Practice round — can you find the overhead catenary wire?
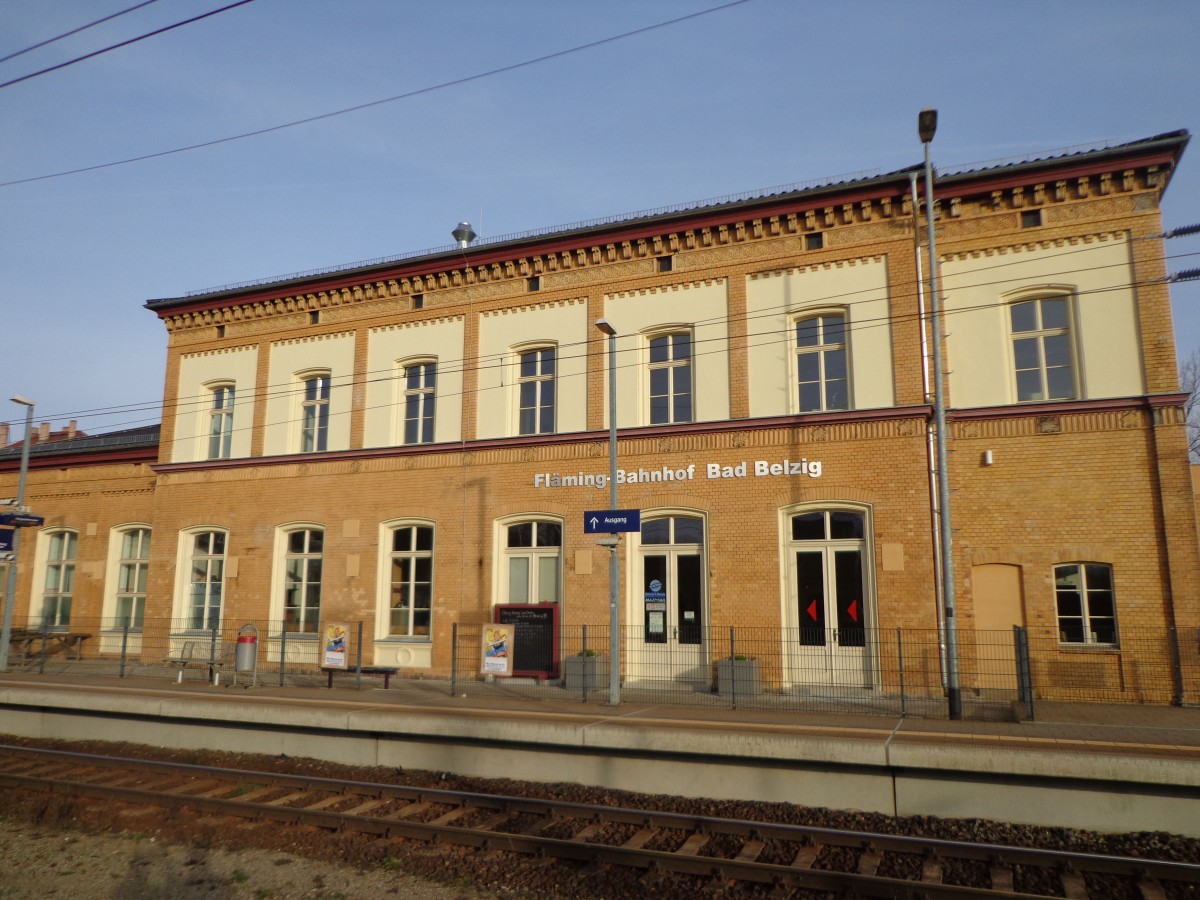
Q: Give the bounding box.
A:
[0,0,162,66]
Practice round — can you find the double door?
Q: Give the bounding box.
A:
[788,545,872,687]
[631,515,707,685]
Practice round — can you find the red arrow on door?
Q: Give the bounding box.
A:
[846,599,859,622]
[806,599,819,622]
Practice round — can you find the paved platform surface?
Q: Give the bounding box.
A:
[1,671,1197,836]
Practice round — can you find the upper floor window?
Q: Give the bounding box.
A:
[403,361,437,445]
[115,528,151,629]
[503,519,562,603]
[207,384,235,460]
[648,331,693,425]
[284,528,323,633]
[41,530,77,628]
[1054,563,1117,646]
[1011,297,1075,402]
[187,530,225,631]
[795,313,849,412]
[300,373,331,452]
[518,347,555,435]
[387,523,434,637]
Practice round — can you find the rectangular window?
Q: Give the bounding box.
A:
[1011,298,1075,402]
[648,332,693,425]
[207,385,235,460]
[389,525,433,637]
[42,531,77,628]
[188,531,225,631]
[518,348,555,435]
[795,313,849,412]
[1055,563,1117,645]
[403,362,437,444]
[284,529,323,633]
[504,520,561,603]
[116,528,151,629]
[301,375,331,452]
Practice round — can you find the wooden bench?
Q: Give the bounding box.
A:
[9,629,91,664]
[163,640,228,682]
[321,666,398,689]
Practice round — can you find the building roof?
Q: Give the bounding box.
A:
[145,130,1189,312]
[0,424,160,465]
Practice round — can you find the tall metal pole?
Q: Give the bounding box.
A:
[919,109,962,719]
[595,318,621,705]
[0,398,35,672]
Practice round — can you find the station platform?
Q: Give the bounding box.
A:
[0,671,1197,838]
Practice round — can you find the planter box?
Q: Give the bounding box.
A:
[564,654,609,691]
[717,657,762,697]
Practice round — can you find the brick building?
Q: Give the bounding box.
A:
[3,130,1197,704]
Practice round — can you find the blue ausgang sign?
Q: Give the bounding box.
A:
[584,509,641,534]
[0,529,12,552]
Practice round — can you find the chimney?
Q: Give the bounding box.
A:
[67,420,77,439]
[0,423,8,446]
[38,422,50,443]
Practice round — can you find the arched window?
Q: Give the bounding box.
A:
[282,527,323,633]
[299,372,331,452]
[516,346,556,435]
[185,530,226,631]
[794,312,849,412]
[113,527,150,628]
[206,383,235,459]
[499,518,562,604]
[401,359,437,444]
[647,330,693,425]
[1010,295,1076,402]
[39,530,77,628]
[383,522,434,637]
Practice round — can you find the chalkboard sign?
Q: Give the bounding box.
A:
[494,603,559,678]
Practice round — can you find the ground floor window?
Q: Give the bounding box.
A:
[384,522,433,637]
[1054,563,1117,645]
[500,518,562,604]
[283,528,323,633]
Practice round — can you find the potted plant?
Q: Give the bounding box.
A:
[564,649,609,691]
[717,654,762,697]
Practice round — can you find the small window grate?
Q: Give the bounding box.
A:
[805,232,824,250]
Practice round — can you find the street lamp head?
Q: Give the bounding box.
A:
[594,318,616,337]
[9,396,33,407]
[918,108,938,144]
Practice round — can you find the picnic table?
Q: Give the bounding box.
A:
[8,629,91,663]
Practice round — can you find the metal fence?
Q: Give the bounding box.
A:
[3,615,1196,720]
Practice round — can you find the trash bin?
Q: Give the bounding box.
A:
[236,630,258,672]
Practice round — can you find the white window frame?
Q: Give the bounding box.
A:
[1007,291,1078,403]
[493,515,564,606]
[204,381,236,460]
[398,357,438,445]
[792,310,850,413]
[513,343,557,436]
[645,327,694,425]
[377,519,435,641]
[172,527,228,633]
[270,523,324,635]
[31,529,78,629]
[298,369,332,452]
[103,524,151,630]
[1054,562,1118,647]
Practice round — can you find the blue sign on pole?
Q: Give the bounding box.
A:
[0,513,43,528]
[584,509,641,534]
[0,529,12,552]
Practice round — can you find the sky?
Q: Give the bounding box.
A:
[1,0,1198,436]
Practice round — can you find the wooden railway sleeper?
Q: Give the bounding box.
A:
[989,861,1015,892]
[622,828,656,850]
[791,844,820,868]
[1060,865,1088,900]
[675,832,709,857]
[1137,875,1168,900]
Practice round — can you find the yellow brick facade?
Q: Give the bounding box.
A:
[3,132,1198,703]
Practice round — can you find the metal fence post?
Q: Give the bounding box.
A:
[1168,626,1184,707]
[581,624,589,702]
[729,627,737,710]
[897,628,906,717]
[119,624,129,678]
[354,621,363,690]
[279,625,287,688]
[37,632,47,674]
[210,625,220,685]
[1014,625,1033,721]
[450,622,458,696]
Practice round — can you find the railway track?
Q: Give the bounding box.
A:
[0,743,1195,898]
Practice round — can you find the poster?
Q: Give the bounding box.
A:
[324,623,348,668]
[481,625,511,675]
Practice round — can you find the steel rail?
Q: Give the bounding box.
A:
[0,744,1194,898]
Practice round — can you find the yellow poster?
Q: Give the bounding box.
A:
[481,626,510,676]
[324,623,348,668]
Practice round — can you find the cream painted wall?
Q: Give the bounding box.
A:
[745,257,893,417]
[362,318,465,447]
[476,300,588,439]
[263,333,356,456]
[172,346,259,462]
[941,236,1144,408]
[602,280,730,427]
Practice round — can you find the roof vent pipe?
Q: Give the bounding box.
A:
[452,222,477,249]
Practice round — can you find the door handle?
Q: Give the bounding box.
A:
[672,626,678,639]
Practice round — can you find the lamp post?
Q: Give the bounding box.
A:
[0,396,35,672]
[918,108,962,719]
[594,318,621,705]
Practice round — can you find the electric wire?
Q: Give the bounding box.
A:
[0,0,162,66]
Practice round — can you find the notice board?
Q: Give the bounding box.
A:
[493,603,559,679]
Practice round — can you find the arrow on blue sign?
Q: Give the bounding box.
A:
[584,509,641,533]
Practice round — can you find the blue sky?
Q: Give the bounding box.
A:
[2,0,1198,434]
